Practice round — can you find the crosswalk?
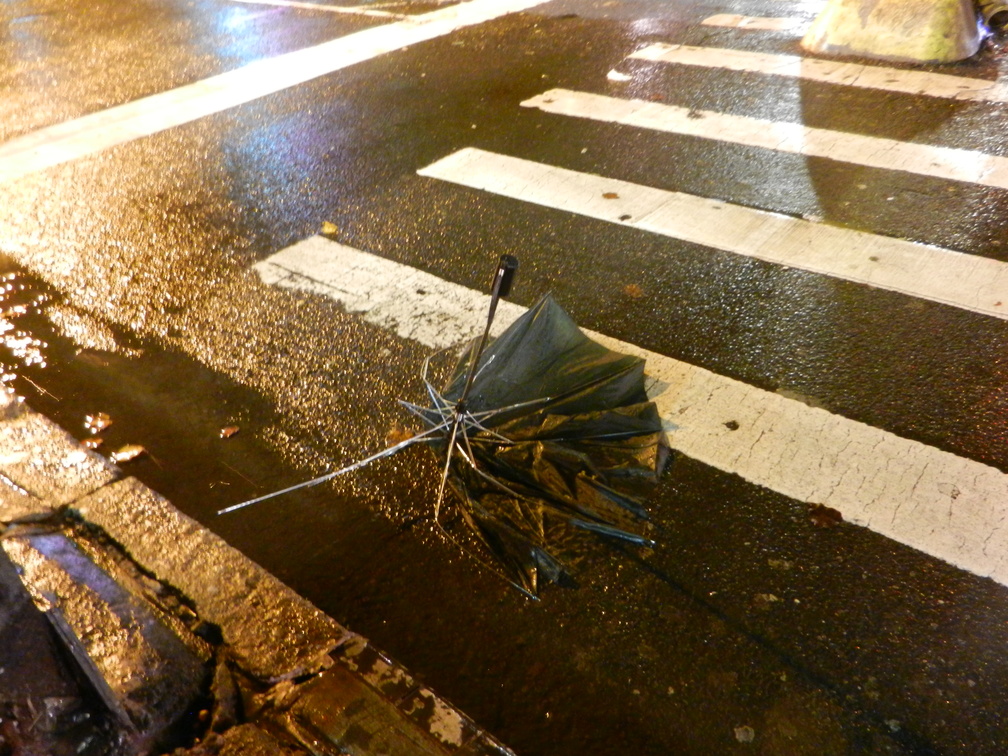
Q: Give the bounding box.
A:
[3,0,1005,589]
[625,43,1008,103]
[261,5,1008,588]
[4,4,1005,752]
[258,236,1008,585]
[521,89,1008,190]
[418,148,1008,320]
[701,13,808,31]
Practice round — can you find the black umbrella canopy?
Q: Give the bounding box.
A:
[422,293,669,597]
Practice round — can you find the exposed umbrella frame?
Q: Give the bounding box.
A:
[217,254,519,519]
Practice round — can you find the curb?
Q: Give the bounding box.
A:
[0,390,514,756]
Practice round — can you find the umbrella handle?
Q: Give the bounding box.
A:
[458,254,518,409]
[493,254,519,299]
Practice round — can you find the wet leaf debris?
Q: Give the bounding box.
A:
[219,425,240,439]
[109,443,146,464]
[84,411,112,434]
[809,504,844,528]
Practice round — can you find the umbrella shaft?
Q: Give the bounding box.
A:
[458,254,517,407]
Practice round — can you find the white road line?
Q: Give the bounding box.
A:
[256,236,1008,587]
[701,13,807,31]
[0,0,545,185]
[627,43,1008,104]
[418,148,1008,321]
[522,88,1008,191]
[230,0,406,18]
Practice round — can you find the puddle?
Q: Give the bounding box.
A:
[0,254,311,520]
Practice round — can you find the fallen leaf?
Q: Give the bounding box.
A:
[81,437,104,450]
[110,444,146,464]
[809,503,843,528]
[602,192,620,199]
[84,412,112,434]
[623,283,644,298]
[219,425,240,439]
[385,424,416,446]
[734,725,755,744]
[320,221,339,236]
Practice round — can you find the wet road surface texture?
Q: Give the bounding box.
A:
[2,0,1008,753]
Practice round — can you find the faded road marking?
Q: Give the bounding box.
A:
[257,236,1008,587]
[255,236,527,349]
[230,0,406,18]
[0,0,546,185]
[701,14,808,31]
[418,148,1008,321]
[522,89,1008,191]
[626,43,1008,104]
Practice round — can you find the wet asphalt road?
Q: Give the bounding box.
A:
[3,0,1008,753]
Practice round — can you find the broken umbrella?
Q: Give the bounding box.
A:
[219,256,669,597]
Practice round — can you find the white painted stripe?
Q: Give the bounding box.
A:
[701,13,807,31]
[0,0,545,185]
[231,0,406,19]
[627,43,1008,104]
[418,148,1008,321]
[256,236,528,349]
[522,89,1008,191]
[256,236,1008,586]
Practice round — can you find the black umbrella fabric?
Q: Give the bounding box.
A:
[413,294,668,596]
[220,256,668,597]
